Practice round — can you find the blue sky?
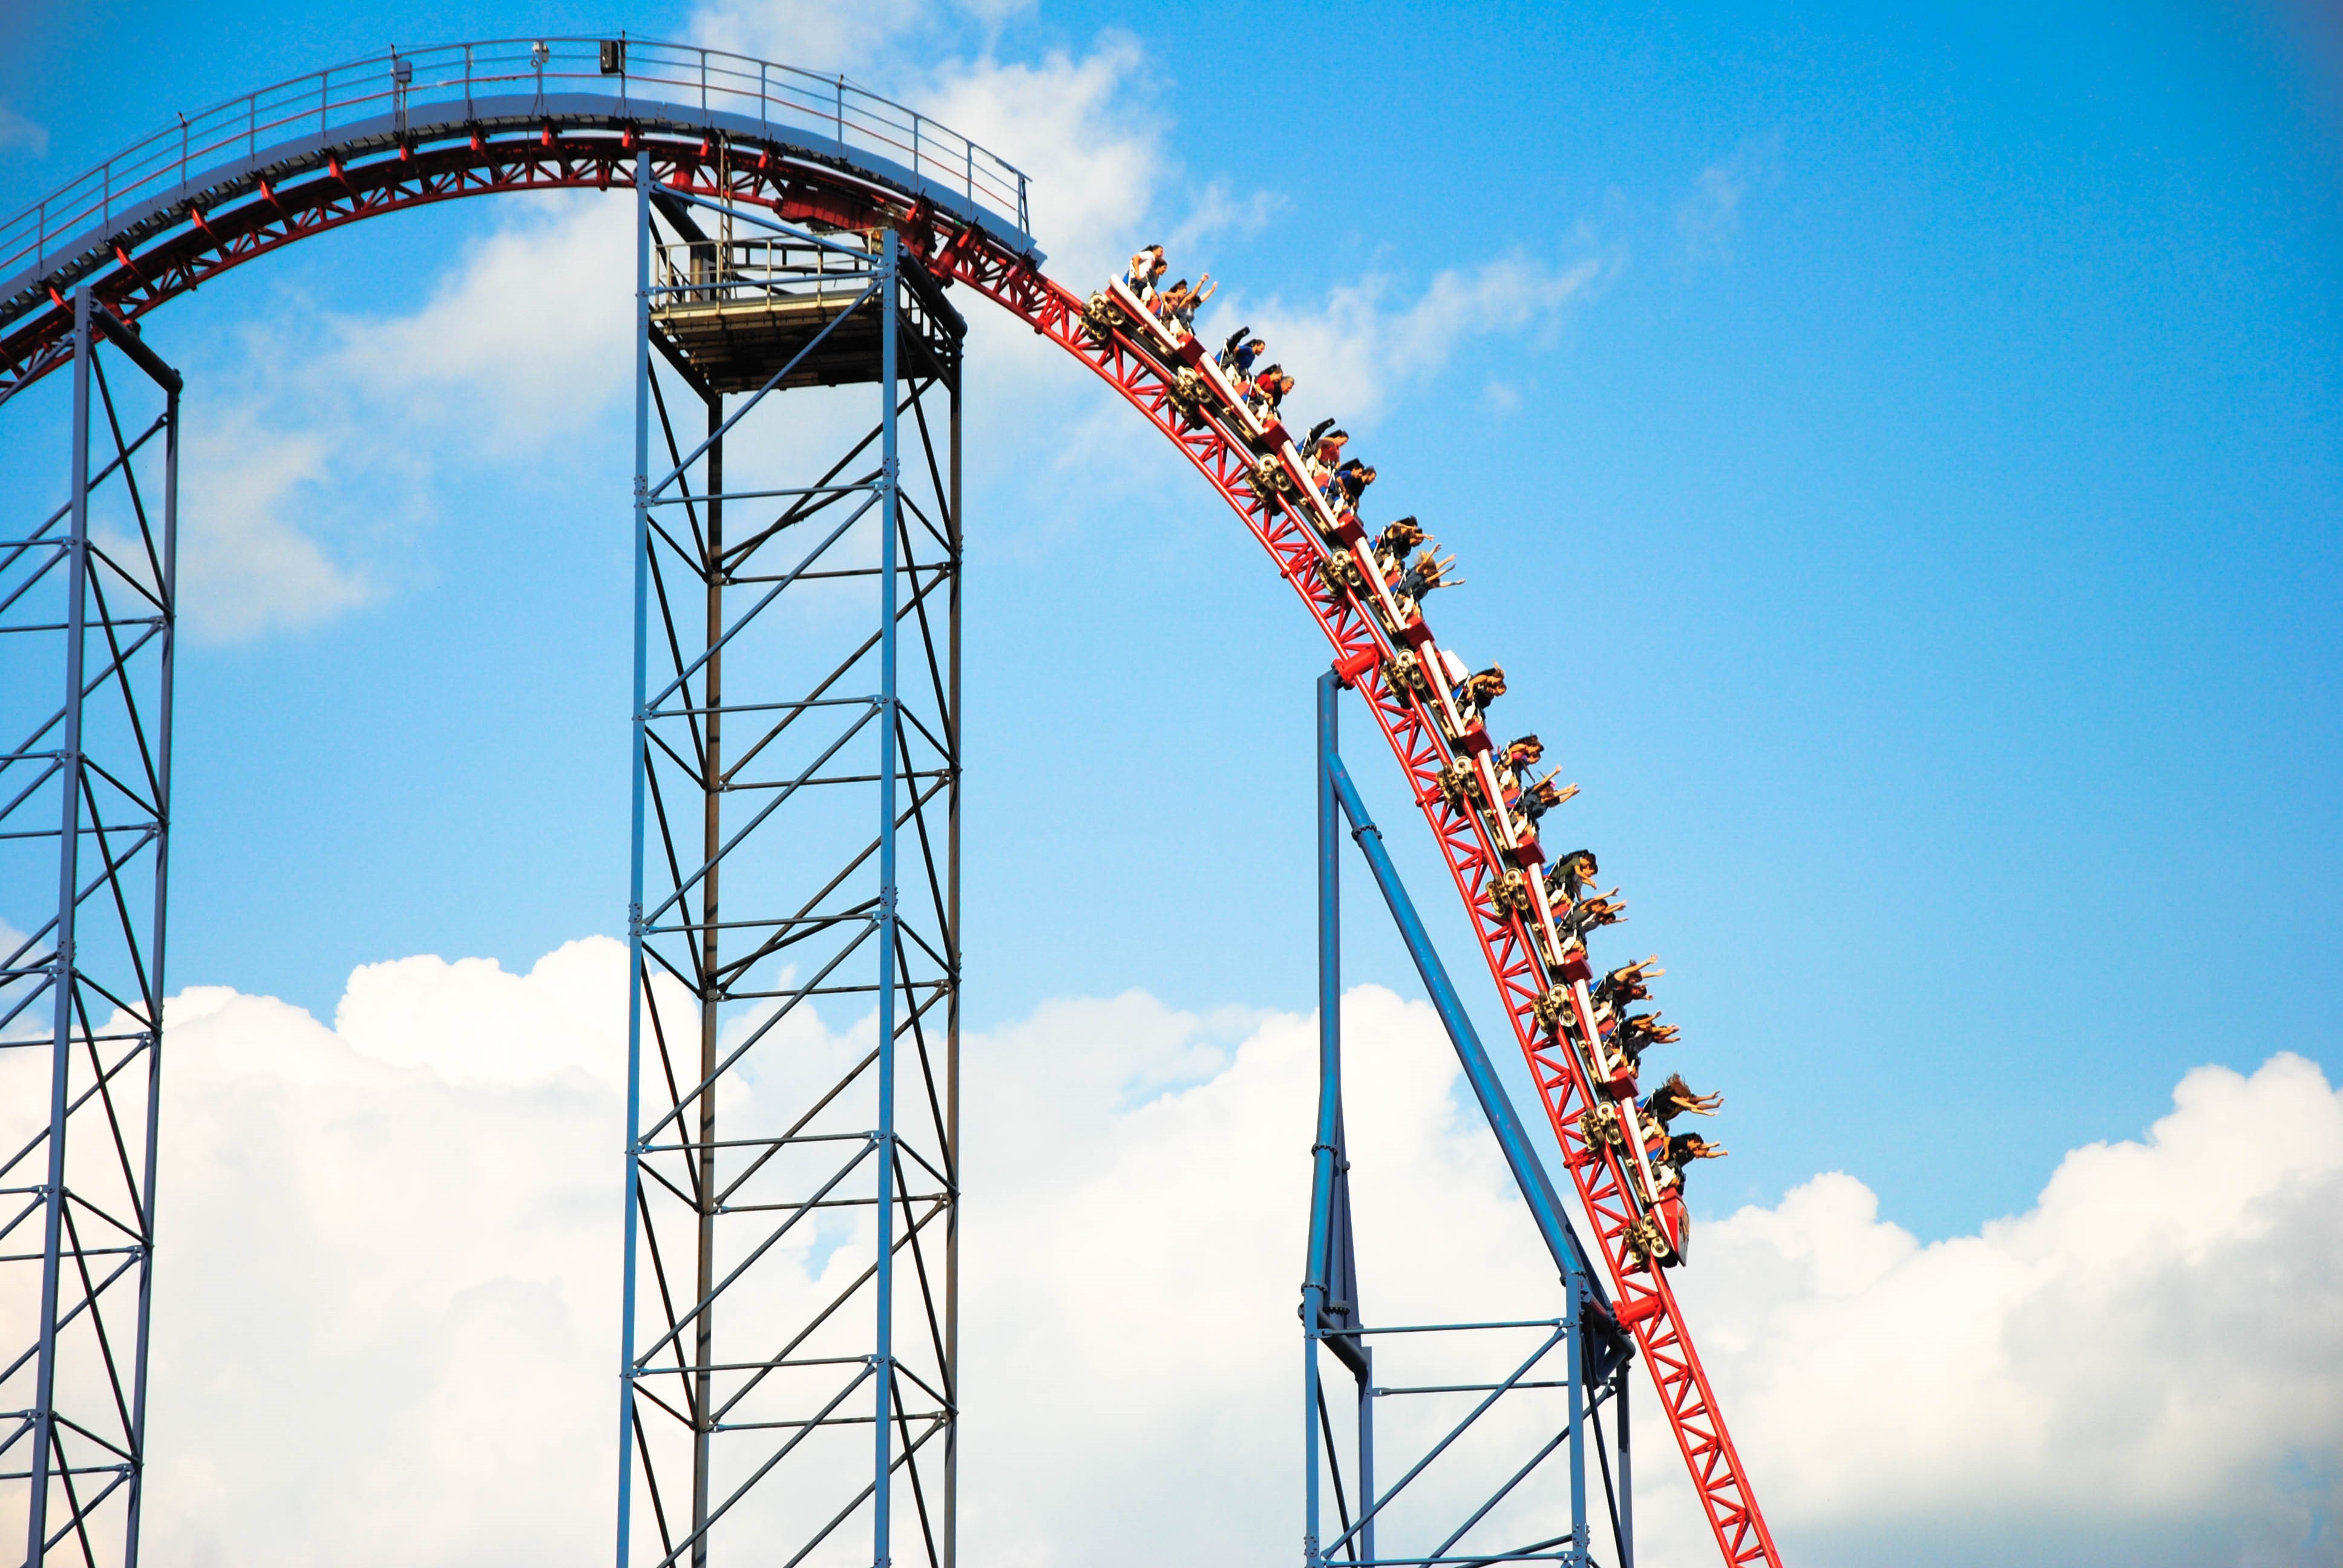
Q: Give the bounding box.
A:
[2,0,2338,1236]
[2,0,2341,1561]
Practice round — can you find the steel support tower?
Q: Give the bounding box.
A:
[0,291,180,1566]
[1308,673,1636,1568]
[615,154,964,1568]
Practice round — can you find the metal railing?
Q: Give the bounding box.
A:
[651,234,878,309]
[0,36,1032,289]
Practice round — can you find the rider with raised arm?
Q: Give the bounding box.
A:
[1612,1010,1674,1070]
[1220,328,1266,379]
[1155,275,1213,335]
[1595,956,1660,1014]
[1393,550,1458,616]
[1509,775,1570,837]
[1372,517,1426,576]
[1647,1072,1723,1128]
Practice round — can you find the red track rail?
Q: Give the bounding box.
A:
[0,110,1783,1567]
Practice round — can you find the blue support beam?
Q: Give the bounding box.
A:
[1315,675,1608,1308]
[1309,670,1624,1568]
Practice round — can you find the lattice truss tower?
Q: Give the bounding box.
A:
[618,176,965,1568]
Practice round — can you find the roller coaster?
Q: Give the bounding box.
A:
[0,38,1781,1568]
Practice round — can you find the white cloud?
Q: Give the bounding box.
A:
[1676,131,1781,269]
[174,405,372,642]
[1674,1051,2343,1561]
[160,192,631,644]
[920,37,1165,278]
[334,195,635,453]
[6,936,2329,1566]
[692,0,959,77]
[1167,179,1286,256]
[1221,254,1606,428]
[0,101,47,157]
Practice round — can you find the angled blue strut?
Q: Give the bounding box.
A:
[1317,672,1611,1307]
[1306,670,1631,1568]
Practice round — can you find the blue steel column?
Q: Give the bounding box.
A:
[120,362,180,1568]
[1302,673,1343,1568]
[1565,1279,1588,1568]
[25,287,96,1566]
[872,226,902,1568]
[1617,1377,1633,1568]
[1357,1347,1374,1568]
[614,143,653,1568]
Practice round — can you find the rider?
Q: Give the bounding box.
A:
[1219,328,1267,379]
[1612,1010,1674,1070]
[1123,246,1167,303]
[1394,549,1458,611]
[1452,664,1506,727]
[1509,775,1568,835]
[1646,1072,1723,1129]
[1165,273,1215,334]
[1595,956,1660,1014]
[1373,517,1426,576]
[1305,422,1347,486]
[1246,366,1294,422]
[1547,849,1599,905]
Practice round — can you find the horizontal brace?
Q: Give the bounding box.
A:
[715,1192,951,1215]
[639,1131,873,1154]
[725,563,951,584]
[0,619,165,637]
[1340,1547,1574,1556]
[0,1245,142,1265]
[0,1030,151,1053]
[1349,1319,1565,1336]
[718,979,952,1001]
[637,1354,876,1376]
[646,483,879,507]
[646,694,877,721]
[0,820,160,842]
[1374,1380,1575,1397]
[719,768,954,791]
[710,1410,946,1433]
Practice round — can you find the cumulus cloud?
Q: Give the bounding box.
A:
[334,194,635,454]
[7,935,2328,1566]
[1675,1051,2343,1564]
[174,406,372,642]
[1222,254,1607,428]
[164,192,631,643]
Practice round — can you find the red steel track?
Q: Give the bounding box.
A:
[0,107,1783,1568]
